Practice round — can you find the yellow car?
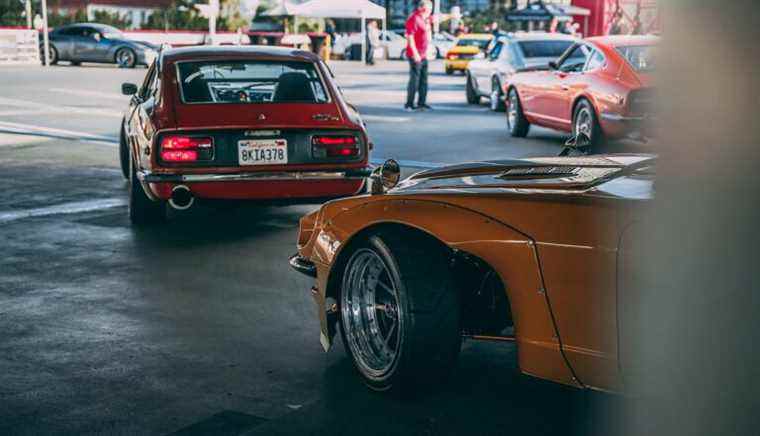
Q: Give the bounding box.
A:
[444,34,494,75]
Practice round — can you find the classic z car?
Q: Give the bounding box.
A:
[291,155,654,393]
[42,23,157,68]
[120,46,371,225]
[506,35,657,148]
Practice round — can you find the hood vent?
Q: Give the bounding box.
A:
[499,166,581,179]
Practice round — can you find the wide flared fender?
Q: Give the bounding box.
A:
[305,197,580,387]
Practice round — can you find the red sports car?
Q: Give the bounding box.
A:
[505,35,657,148]
[119,46,371,225]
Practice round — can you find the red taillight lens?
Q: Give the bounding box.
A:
[447,53,458,60]
[312,136,360,158]
[160,136,213,163]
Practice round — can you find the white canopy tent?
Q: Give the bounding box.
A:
[261,1,302,17]
[292,0,387,61]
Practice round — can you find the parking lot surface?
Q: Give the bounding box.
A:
[0,60,629,435]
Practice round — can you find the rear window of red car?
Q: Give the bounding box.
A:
[616,45,656,72]
[176,60,330,104]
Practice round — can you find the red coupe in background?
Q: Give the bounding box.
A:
[505,35,657,148]
[119,46,371,225]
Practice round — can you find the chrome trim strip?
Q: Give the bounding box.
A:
[138,169,370,183]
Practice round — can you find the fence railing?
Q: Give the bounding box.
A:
[0,29,40,65]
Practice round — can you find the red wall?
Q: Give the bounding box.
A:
[572,0,608,37]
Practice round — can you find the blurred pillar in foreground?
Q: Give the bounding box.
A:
[622,1,760,435]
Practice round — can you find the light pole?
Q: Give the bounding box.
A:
[42,0,50,66]
[195,0,220,44]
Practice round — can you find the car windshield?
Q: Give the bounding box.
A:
[616,45,656,72]
[457,39,490,50]
[98,26,124,39]
[177,60,329,104]
[518,40,575,58]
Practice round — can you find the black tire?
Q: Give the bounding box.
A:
[490,77,506,112]
[572,99,603,151]
[506,88,530,138]
[115,47,137,68]
[466,74,480,105]
[41,45,58,65]
[119,123,130,180]
[128,155,166,226]
[445,66,453,75]
[339,230,461,393]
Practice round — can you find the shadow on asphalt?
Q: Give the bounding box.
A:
[245,339,623,436]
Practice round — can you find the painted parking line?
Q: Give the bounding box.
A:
[48,88,127,101]
[0,122,443,169]
[362,115,411,123]
[0,96,123,118]
[0,198,126,224]
[0,122,118,147]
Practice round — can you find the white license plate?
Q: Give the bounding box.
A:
[238,139,288,166]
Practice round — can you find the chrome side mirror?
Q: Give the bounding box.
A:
[370,159,401,195]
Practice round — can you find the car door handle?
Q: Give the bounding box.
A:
[561,85,570,91]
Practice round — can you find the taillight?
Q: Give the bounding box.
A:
[447,53,458,60]
[312,135,360,158]
[160,136,213,163]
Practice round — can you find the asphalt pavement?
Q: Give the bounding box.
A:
[0,59,627,435]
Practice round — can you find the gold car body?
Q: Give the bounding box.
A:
[294,155,654,393]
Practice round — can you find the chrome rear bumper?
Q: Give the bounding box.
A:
[138,168,371,183]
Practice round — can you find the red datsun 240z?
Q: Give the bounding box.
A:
[119,46,371,225]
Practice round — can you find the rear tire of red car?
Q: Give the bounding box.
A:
[572,99,603,151]
[339,230,461,393]
[466,74,480,105]
[119,124,130,180]
[128,157,166,226]
[507,88,530,138]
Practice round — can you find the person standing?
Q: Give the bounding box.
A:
[405,0,433,111]
[366,20,380,65]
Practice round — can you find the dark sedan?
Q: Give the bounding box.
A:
[42,23,157,68]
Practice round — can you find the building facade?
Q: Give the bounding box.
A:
[55,0,172,29]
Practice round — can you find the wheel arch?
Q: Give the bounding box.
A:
[571,94,599,121]
[318,200,533,346]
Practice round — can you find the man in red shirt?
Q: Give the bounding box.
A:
[405,0,433,111]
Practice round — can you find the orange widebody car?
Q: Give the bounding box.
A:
[290,155,654,393]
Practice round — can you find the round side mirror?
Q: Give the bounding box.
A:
[121,82,138,96]
[371,159,401,195]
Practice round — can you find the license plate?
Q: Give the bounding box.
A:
[238,139,288,165]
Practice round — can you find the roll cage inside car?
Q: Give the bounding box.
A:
[552,42,607,74]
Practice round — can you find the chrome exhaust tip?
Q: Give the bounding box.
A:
[168,185,194,211]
